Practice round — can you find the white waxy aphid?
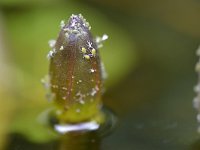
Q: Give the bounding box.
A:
[102,34,108,41]
[48,40,56,48]
[90,69,95,73]
[60,46,64,50]
[71,19,77,27]
[76,91,81,96]
[95,85,99,91]
[77,23,81,27]
[52,85,58,88]
[47,50,54,60]
[78,14,83,19]
[62,96,67,100]
[87,40,93,48]
[72,30,79,34]
[91,88,97,96]
[65,32,69,38]
[60,20,65,28]
[96,37,101,43]
[62,87,67,90]
[96,34,108,48]
[79,100,85,105]
[79,80,82,83]
[63,28,70,32]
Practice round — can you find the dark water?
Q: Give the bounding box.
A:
[6,76,200,150]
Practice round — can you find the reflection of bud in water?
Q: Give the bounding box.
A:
[46,14,108,123]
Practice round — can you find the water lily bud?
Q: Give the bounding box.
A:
[47,14,104,123]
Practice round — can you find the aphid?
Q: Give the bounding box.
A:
[87,40,93,48]
[62,96,67,100]
[52,85,58,88]
[62,87,68,91]
[60,20,65,28]
[48,40,56,48]
[81,47,87,53]
[60,46,64,50]
[91,88,97,96]
[65,32,69,38]
[91,48,96,56]
[102,34,108,41]
[79,100,85,105]
[63,28,70,32]
[95,34,108,48]
[72,30,79,34]
[47,50,54,60]
[84,55,90,60]
[90,69,95,73]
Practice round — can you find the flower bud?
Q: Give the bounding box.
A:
[47,14,104,123]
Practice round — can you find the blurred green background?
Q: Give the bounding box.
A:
[0,0,200,149]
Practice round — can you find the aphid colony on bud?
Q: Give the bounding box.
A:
[80,41,97,60]
[44,14,109,123]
